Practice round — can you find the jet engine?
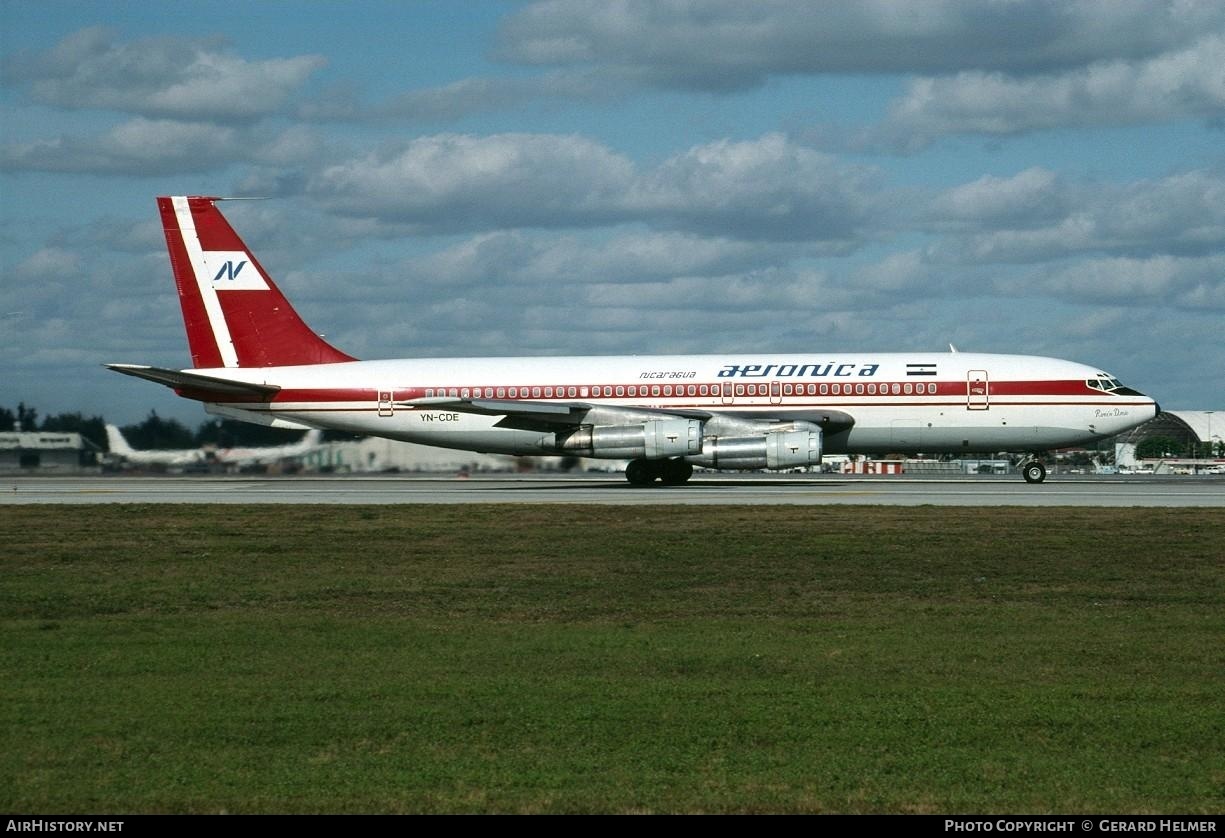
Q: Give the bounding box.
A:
[557,418,702,459]
[686,428,821,470]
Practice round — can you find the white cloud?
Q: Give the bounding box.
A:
[1031,254,1225,310]
[13,246,81,280]
[407,230,774,288]
[309,133,636,230]
[920,168,1225,264]
[495,0,1225,88]
[320,70,621,123]
[310,132,881,242]
[1,118,320,175]
[628,134,879,241]
[879,34,1225,147]
[925,168,1068,230]
[9,27,325,121]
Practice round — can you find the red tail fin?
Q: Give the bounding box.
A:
[158,196,356,368]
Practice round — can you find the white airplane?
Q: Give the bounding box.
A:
[105,423,321,467]
[211,428,322,466]
[107,196,1160,485]
[105,423,208,467]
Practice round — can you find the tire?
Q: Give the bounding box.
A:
[659,459,694,485]
[1023,461,1047,484]
[625,458,652,486]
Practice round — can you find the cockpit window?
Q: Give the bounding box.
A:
[1087,377,1125,392]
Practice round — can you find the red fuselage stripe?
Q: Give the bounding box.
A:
[257,379,1122,403]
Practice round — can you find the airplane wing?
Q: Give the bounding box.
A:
[404,396,627,431]
[405,396,588,421]
[105,364,280,400]
[402,396,854,434]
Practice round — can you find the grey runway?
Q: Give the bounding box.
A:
[5,474,1225,506]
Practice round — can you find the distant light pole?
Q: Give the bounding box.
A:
[1208,411,1215,459]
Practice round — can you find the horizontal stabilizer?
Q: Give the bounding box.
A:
[105,364,279,399]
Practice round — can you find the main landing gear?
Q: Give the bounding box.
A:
[1020,456,1047,484]
[625,457,693,486]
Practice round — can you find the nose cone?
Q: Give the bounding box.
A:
[1117,387,1160,422]
[1142,394,1160,423]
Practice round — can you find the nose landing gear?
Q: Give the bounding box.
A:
[1020,457,1047,484]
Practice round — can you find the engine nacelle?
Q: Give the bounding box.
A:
[687,428,821,470]
[557,418,702,459]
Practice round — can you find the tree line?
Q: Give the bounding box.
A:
[1,403,334,451]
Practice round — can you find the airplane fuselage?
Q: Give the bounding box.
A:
[192,351,1154,457]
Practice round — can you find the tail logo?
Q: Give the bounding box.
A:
[213,260,247,282]
[203,251,268,291]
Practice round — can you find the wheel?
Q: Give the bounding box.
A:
[1022,461,1047,484]
[659,459,693,485]
[625,458,653,486]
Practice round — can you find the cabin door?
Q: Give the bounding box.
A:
[966,371,989,410]
[377,390,395,417]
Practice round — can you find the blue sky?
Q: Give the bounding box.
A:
[2,0,1223,425]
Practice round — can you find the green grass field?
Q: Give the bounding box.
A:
[2,505,1222,813]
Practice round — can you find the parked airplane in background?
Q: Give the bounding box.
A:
[106,423,321,468]
[108,196,1160,484]
[105,423,207,467]
[211,428,321,466]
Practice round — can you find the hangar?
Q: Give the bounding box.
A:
[0,431,100,474]
[1117,410,1222,457]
